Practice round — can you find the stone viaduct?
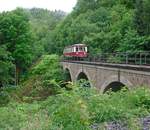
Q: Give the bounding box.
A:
[62,61,150,93]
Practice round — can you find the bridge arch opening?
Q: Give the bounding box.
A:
[103,81,126,93]
[64,68,72,82]
[77,72,91,87]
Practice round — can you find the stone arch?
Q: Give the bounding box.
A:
[76,70,92,87]
[101,75,133,93]
[64,67,72,82]
[76,69,91,80]
[77,72,89,80]
[103,81,125,93]
[63,65,74,82]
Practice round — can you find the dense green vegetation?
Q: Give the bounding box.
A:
[0,8,65,87]
[0,55,64,105]
[26,8,66,57]
[0,0,150,129]
[51,0,150,54]
[0,86,150,129]
[0,8,33,86]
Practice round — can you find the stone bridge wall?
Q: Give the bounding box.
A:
[62,62,150,93]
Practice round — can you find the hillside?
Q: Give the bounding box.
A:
[51,0,150,54]
[26,8,66,55]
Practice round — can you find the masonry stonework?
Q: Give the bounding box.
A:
[62,62,150,93]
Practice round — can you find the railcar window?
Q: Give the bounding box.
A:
[83,47,85,51]
[78,47,83,51]
[80,47,82,51]
[76,47,78,52]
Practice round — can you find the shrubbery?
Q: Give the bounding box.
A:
[0,54,64,104]
[0,85,150,129]
[0,91,9,106]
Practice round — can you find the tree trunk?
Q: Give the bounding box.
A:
[15,65,20,86]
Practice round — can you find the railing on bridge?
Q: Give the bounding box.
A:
[62,51,150,66]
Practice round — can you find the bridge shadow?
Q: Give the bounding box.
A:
[77,72,91,88]
[64,69,72,82]
[103,81,126,93]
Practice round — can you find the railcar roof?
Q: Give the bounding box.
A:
[65,44,87,48]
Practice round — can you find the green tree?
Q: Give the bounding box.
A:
[51,0,149,55]
[134,0,150,35]
[27,8,66,56]
[0,46,14,87]
[0,8,34,84]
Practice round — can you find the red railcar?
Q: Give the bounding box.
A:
[63,44,88,57]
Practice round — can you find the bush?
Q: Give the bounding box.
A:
[0,85,150,129]
[0,91,10,106]
[0,86,16,106]
[31,54,63,82]
[41,86,150,129]
[9,55,64,102]
[41,90,90,130]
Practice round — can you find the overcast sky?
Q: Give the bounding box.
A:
[0,0,77,12]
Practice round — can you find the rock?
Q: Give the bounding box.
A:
[90,115,150,130]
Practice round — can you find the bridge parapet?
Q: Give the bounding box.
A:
[62,51,150,66]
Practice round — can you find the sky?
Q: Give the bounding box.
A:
[0,0,77,12]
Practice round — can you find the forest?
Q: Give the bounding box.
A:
[0,0,150,129]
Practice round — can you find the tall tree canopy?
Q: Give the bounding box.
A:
[0,45,14,87]
[0,8,65,86]
[0,8,34,69]
[26,8,66,56]
[0,8,34,86]
[50,0,150,54]
[134,0,150,36]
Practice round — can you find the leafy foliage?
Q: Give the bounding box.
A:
[0,86,150,129]
[10,55,64,102]
[134,0,150,36]
[0,46,14,87]
[50,0,150,54]
[0,8,65,86]
[0,8,34,86]
[0,8,34,70]
[26,8,66,57]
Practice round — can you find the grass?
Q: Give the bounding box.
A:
[0,84,150,130]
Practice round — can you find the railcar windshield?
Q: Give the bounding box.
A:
[76,47,78,52]
[76,46,87,52]
[79,47,84,51]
